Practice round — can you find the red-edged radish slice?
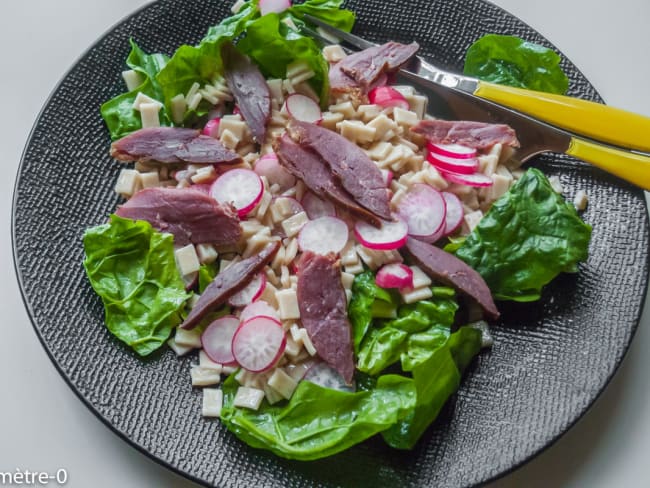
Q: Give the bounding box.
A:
[240,300,279,323]
[354,216,408,251]
[304,361,354,392]
[427,142,477,160]
[202,117,221,138]
[210,168,263,217]
[442,191,464,235]
[368,86,409,110]
[396,183,446,237]
[380,169,393,187]
[298,216,349,255]
[254,153,296,191]
[228,273,266,307]
[231,316,286,372]
[259,0,291,15]
[301,192,335,219]
[427,151,479,175]
[414,223,447,244]
[201,315,240,364]
[440,170,493,187]
[375,263,413,289]
[284,94,322,124]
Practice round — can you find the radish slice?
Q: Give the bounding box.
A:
[442,192,464,235]
[380,169,393,187]
[228,273,266,307]
[376,263,413,289]
[427,151,479,175]
[440,170,494,187]
[201,315,240,364]
[301,192,335,219]
[284,94,322,124]
[240,300,279,323]
[231,316,286,372]
[414,223,447,244]
[354,216,408,251]
[259,0,291,15]
[368,86,409,110]
[254,153,296,191]
[304,361,354,392]
[298,216,349,255]
[427,142,477,160]
[210,168,263,217]
[396,183,446,237]
[202,118,221,138]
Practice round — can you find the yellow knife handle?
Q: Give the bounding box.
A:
[566,137,650,190]
[475,81,650,153]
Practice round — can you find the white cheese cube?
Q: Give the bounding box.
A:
[260,282,279,308]
[276,289,300,320]
[199,350,223,372]
[284,336,302,358]
[220,128,240,150]
[132,92,161,111]
[573,190,588,211]
[340,240,359,266]
[410,266,432,288]
[114,169,141,198]
[167,337,193,356]
[281,211,309,238]
[289,323,303,345]
[191,165,216,184]
[170,93,187,125]
[219,116,247,141]
[340,272,355,290]
[233,386,265,410]
[267,79,284,105]
[191,366,221,386]
[221,364,238,375]
[392,107,419,127]
[298,329,317,356]
[320,111,345,130]
[337,120,376,144]
[196,243,218,265]
[202,388,223,417]
[406,94,428,120]
[357,104,382,122]
[322,44,347,63]
[400,286,433,304]
[263,383,284,405]
[464,210,484,232]
[140,102,161,128]
[122,70,144,91]
[344,261,365,275]
[283,238,299,266]
[548,175,564,194]
[487,174,512,202]
[174,244,200,276]
[329,101,356,119]
[140,171,160,189]
[174,327,202,348]
[391,85,416,97]
[268,369,299,400]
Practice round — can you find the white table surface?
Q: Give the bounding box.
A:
[2,1,649,486]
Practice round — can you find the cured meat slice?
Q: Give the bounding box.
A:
[405,237,500,320]
[221,41,271,143]
[330,41,419,100]
[296,252,355,384]
[274,134,381,227]
[115,187,241,247]
[110,127,241,164]
[181,241,281,330]
[287,120,391,221]
[411,120,520,150]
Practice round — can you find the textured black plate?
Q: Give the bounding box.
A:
[12,0,650,487]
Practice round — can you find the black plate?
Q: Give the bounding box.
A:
[12,0,650,486]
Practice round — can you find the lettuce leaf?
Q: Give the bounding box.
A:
[348,271,399,354]
[455,168,592,301]
[82,215,190,356]
[382,326,481,449]
[100,40,172,140]
[464,34,569,95]
[219,372,416,460]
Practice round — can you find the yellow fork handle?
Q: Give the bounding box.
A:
[565,137,650,190]
[475,81,650,153]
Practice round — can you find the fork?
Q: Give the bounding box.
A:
[303,14,650,190]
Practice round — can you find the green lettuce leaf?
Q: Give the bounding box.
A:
[455,168,592,301]
[219,372,416,460]
[382,326,481,449]
[288,0,355,31]
[348,271,399,354]
[82,215,190,356]
[100,40,172,140]
[464,34,569,94]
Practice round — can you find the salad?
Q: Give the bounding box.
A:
[82,0,591,460]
